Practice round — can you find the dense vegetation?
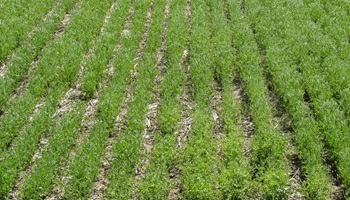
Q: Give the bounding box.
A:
[1,0,349,199]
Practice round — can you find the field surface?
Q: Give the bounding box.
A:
[1,0,350,199]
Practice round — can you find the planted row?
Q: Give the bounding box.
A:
[62,1,152,198]
[6,0,134,198]
[0,0,79,110]
[0,0,116,196]
[245,0,340,198]
[0,0,56,62]
[301,1,350,121]
[211,0,251,198]
[18,103,85,199]
[138,0,189,198]
[266,0,350,196]
[0,0,112,151]
[0,0,80,134]
[227,1,290,198]
[105,0,169,198]
[288,2,350,195]
[181,1,220,198]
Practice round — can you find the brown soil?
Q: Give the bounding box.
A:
[54,0,82,37]
[265,60,304,198]
[0,62,7,78]
[175,52,192,147]
[54,88,83,118]
[232,78,254,159]
[135,4,154,62]
[168,167,182,200]
[176,78,193,149]
[212,77,224,158]
[324,151,345,200]
[288,148,305,200]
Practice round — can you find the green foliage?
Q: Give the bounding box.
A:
[1,0,350,198]
[139,0,189,199]
[211,0,251,198]
[228,1,290,198]
[106,0,168,198]
[0,0,118,197]
[0,0,56,62]
[19,103,84,199]
[64,1,153,198]
[181,1,220,199]
[0,0,80,151]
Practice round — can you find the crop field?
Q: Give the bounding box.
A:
[1,0,350,199]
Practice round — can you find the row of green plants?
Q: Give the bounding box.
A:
[299,0,350,121]
[138,0,288,198]
[18,103,85,199]
[105,0,169,198]
[291,1,350,196]
[0,0,56,62]
[0,0,117,197]
[228,1,290,198]
[137,0,189,198]
[310,2,350,193]
[0,89,63,198]
[212,1,251,198]
[181,0,220,198]
[245,0,350,198]
[273,0,350,197]
[61,1,152,198]
[302,0,350,154]
[0,0,80,150]
[3,0,350,199]
[11,0,134,199]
